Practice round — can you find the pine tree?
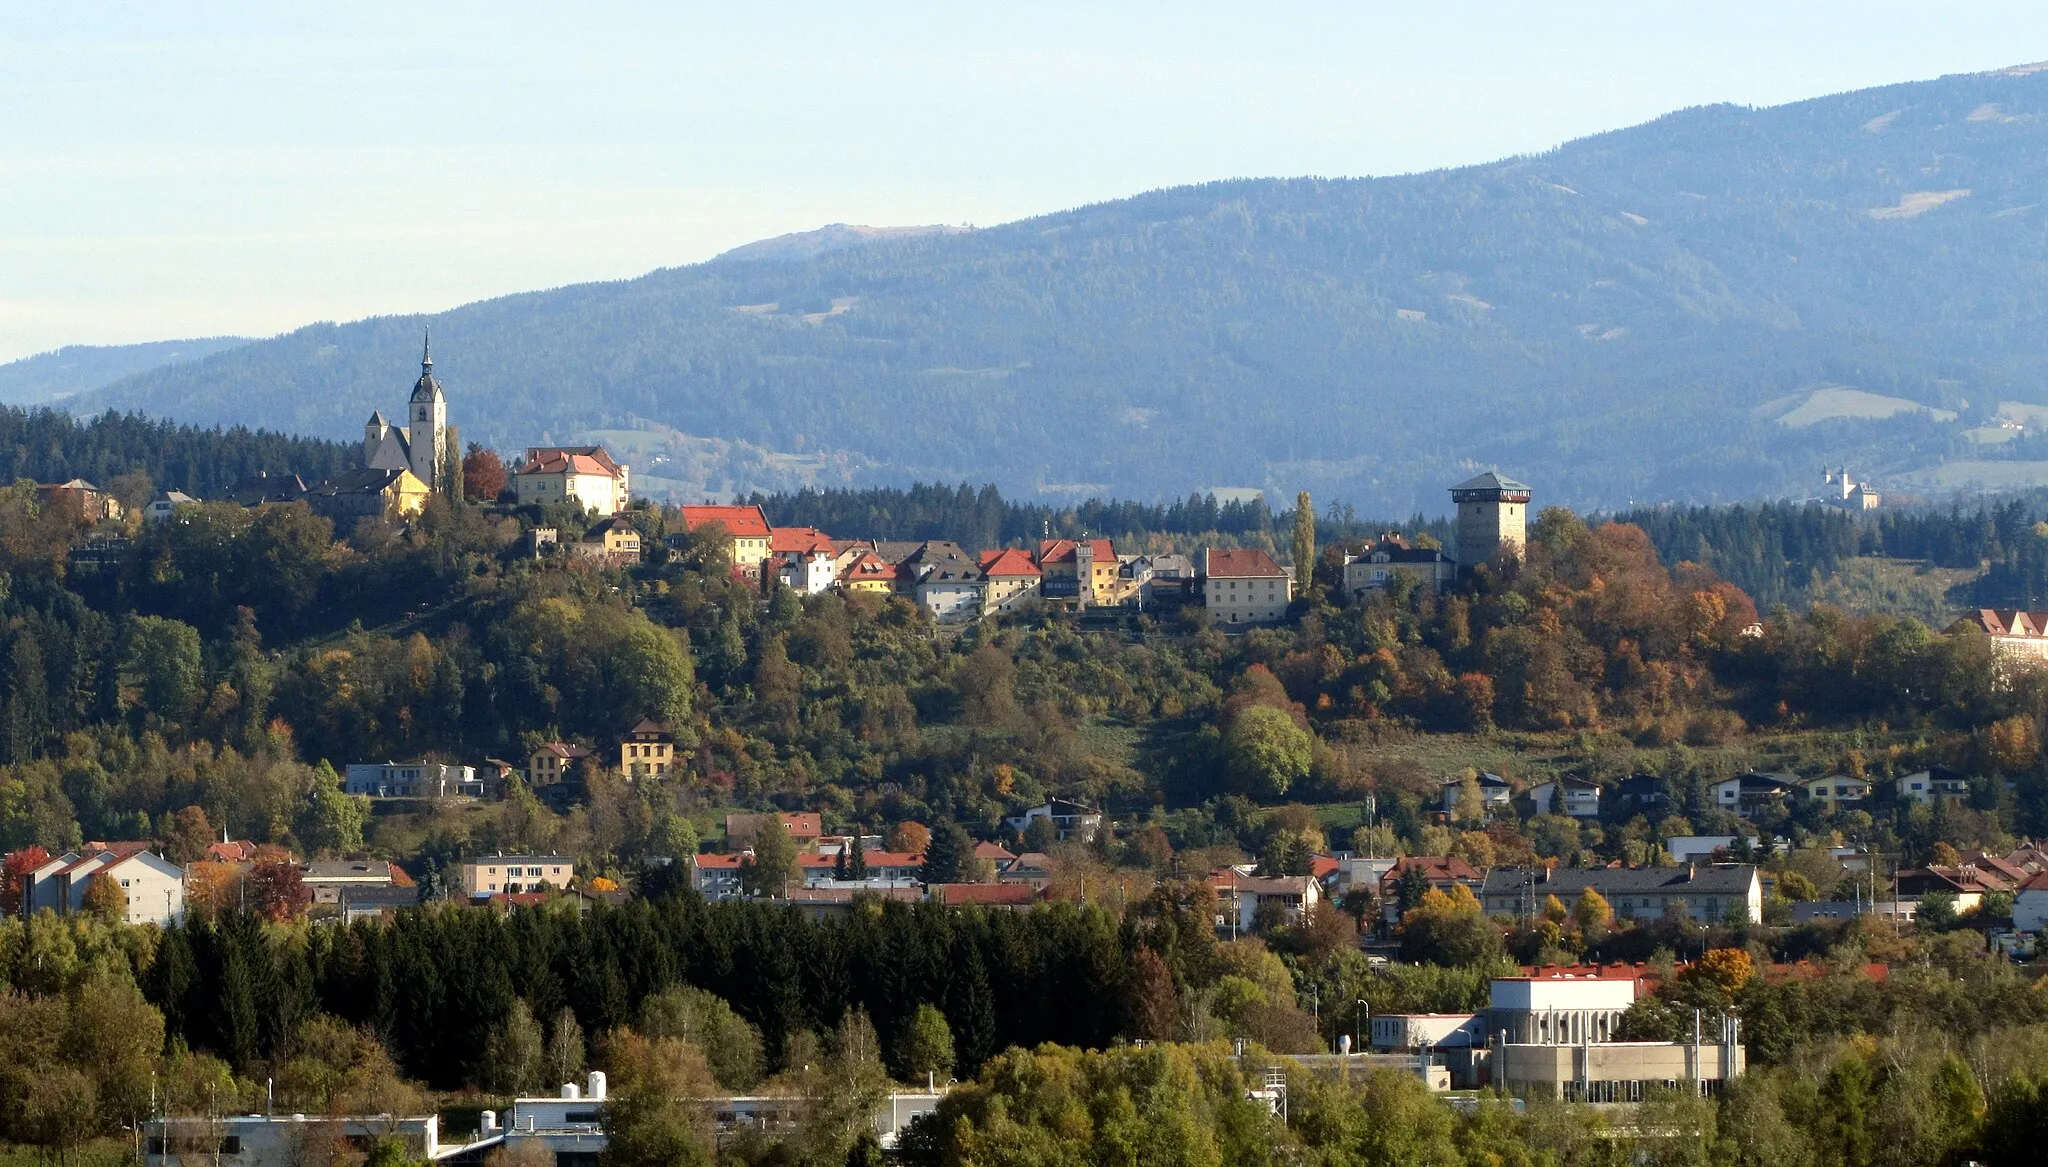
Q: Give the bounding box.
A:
[920,824,968,885]
[847,832,868,880]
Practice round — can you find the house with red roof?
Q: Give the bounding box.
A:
[1198,546,1292,625]
[514,446,630,515]
[24,844,185,925]
[1036,538,1120,606]
[676,504,773,568]
[979,548,1043,615]
[930,882,1037,908]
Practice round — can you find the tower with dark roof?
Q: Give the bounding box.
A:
[407,329,448,493]
[1449,471,1531,568]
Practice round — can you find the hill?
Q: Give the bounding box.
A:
[77,64,2048,511]
[0,337,248,406]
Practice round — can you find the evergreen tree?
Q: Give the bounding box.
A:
[920,824,969,885]
[1293,490,1315,594]
[847,832,868,880]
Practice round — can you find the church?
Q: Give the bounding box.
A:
[362,330,451,493]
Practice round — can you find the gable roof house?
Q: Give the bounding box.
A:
[516,449,630,516]
[1341,534,1456,598]
[898,540,985,624]
[1378,855,1487,923]
[978,548,1043,616]
[2014,870,2048,931]
[573,516,643,566]
[1952,609,2048,662]
[1035,538,1119,606]
[1897,766,1972,804]
[1711,773,1798,816]
[838,550,896,595]
[1440,772,1514,817]
[305,467,429,522]
[1527,777,1601,819]
[228,470,308,507]
[24,846,185,926]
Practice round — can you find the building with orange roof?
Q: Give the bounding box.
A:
[839,550,896,596]
[930,882,1037,908]
[678,505,773,568]
[514,445,630,514]
[979,548,1042,615]
[1198,546,1292,625]
[1036,537,1120,606]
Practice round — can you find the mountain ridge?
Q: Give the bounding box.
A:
[75,63,2048,511]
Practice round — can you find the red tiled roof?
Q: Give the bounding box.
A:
[979,548,1042,579]
[1310,855,1341,880]
[973,840,1018,862]
[681,505,771,538]
[1380,856,1484,887]
[692,853,746,869]
[933,882,1036,906]
[844,551,892,581]
[770,527,837,554]
[535,742,593,760]
[523,453,619,478]
[527,446,623,475]
[1203,547,1287,578]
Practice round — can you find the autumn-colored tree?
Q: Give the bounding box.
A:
[248,859,308,921]
[1542,894,1569,925]
[81,872,126,920]
[162,804,214,866]
[0,845,49,914]
[1571,888,1613,936]
[182,860,241,917]
[462,445,508,502]
[1677,947,1754,1004]
[888,821,931,855]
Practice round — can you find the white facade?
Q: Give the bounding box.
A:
[26,849,185,926]
[147,1115,444,1166]
[916,579,984,623]
[459,855,574,898]
[1371,1013,1484,1051]
[344,761,480,797]
[1488,975,1640,1045]
[515,464,625,515]
[145,492,199,523]
[1527,779,1600,818]
[778,550,838,594]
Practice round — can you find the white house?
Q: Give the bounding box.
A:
[1664,835,1761,863]
[1897,768,1971,803]
[514,447,629,515]
[1198,547,1293,625]
[458,854,574,898]
[1371,1013,1485,1051]
[1487,970,1643,1045]
[1710,773,1797,815]
[1526,777,1601,818]
[1208,871,1322,934]
[1004,798,1103,842]
[343,761,481,798]
[2014,871,2048,932]
[1440,772,1514,817]
[25,846,185,926]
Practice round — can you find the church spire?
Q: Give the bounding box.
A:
[421,327,433,372]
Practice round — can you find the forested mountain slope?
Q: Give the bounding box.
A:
[82,64,2048,511]
[0,338,248,406]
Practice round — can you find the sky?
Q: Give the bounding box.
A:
[4,1,2048,363]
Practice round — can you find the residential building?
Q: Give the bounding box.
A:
[1480,864,1763,925]
[978,548,1042,615]
[516,448,630,515]
[619,718,675,778]
[773,548,839,594]
[930,883,1037,908]
[2014,870,2048,931]
[1897,767,1972,804]
[1526,777,1600,818]
[1449,471,1531,567]
[839,550,896,596]
[1895,864,2013,911]
[999,852,1055,891]
[1439,771,1513,817]
[678,504,772,568]
[1198,546,1292,625]
[1951,609,2048,662]
[459,854,574,898]
[360,332,451,494]
[144,491,199,522]
[342,761,481,798]
[305,467,430,522]
[1710,773,1797,815]
[1803,774,1871,810]
[574,515,642,564]
[1037,538,1119,606]
[690,853,748,900]
[1004,799,1103,842]
[36,478,118,522]
[300,859,409,906]
[1341,535,1456,598]
[892,539,984,622]
[1609,774,1669,817]
[1209,870,1321,933]
[799,851,925,888]
[24,845,184,926]
[527,742,593,788]
[1822,467,1882,511]
[1664,835,1760,863]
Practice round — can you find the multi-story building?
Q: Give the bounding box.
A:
[573,516,642,564]
[24,844,185,926]
[898,540,984,623]
[978,548,1042,615]
[342,761,482,798]
[1526,777,1601,818]
[677,505,772,568]
[619,719,675,779]
[458,854,574,899]
[526,742,593,788]
[1341,535,1457,597]
[305,467,430,522]
[1802,774,1871,810]
[515,448,629,515]
[1480,864,1762,925]
[1036,538,1119,606]
[1197,547,1292,625]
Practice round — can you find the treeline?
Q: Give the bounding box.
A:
[0,405,354,499]
[747,482,1285,549]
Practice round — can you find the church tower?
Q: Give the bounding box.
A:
[1450,471,1531,569]
[407,329,448,492]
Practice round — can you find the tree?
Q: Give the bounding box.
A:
[899,1004,955,1084]
[599,1032,713,1167]
[1224,705,1313,799]
[120,614,203,722]
[638,986,763,1092]
[483,999,544,1096]
[81,872,126,921]
[1397,885,1503,967]
[299,764,369,855]
[0,844,49,914]
[545,1007,585,1090]
[920,824,969,885]
[739,818,796,897]
[1571,888,1613,938]
[889,821,931,855]
[163,804,214,865]
[463,445,508,503]
[1293,490,1315,595]
[845,832,868,880]
[248,859,308,921]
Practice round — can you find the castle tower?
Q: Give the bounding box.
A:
[407,329,448,492]
[1450,471,1532,568]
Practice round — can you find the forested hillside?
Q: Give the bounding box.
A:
[72,64,2048,512]
[0,405,353,499]
[0,338,247,406]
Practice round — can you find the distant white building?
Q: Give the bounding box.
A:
[144,491,199,523]
[1526,777,1601,818]
[344,761,481,798]
[1004,798,1102,842]
[24,846,184,926]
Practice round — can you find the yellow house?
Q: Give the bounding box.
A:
[840,550,896,596]
[619,718,675,778]
[678,505,772,569]
[1803,774,1870,811]
[526,742,593,788]
[305,467,431,523]
[1036,538,1119,606]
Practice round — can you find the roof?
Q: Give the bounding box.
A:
[843,551,893,581]
[680,505,770,538]
[308,467,420,497]
[527,446,624,475]
[626,718,672,737]
[1449,471,1532,496]
[1210,872,1316,896]
[1442,772,1512,790]
[1202,547,1287,578]
[979,548,1042,579]
[1480,864,1759,898]
[1008,852,1054,871]
[1717,772,1798,792]
[1530,776,1601,792]
[1036,538,1115,566]
[301,859,398,882]
[1960,850,2029,884]
[770,526,837,554]
[901,540,979,581]
[932,882,1036,906]
[973,840,1018,862]
[1901,865,2015,893]
[522,452,619,478]
[533,742,593,760]
[465,854,574,866]
[692,853,746,870]
[1381,856,1485,885]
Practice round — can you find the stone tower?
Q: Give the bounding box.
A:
[407,329,448,493]
[1450,471,1531,568]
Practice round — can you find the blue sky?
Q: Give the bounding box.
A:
[4,1,2047,362]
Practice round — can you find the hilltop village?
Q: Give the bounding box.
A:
[3,348,2048,1164]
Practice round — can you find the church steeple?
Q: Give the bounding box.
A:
[411,326,443,404]
[405,326,448,492]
